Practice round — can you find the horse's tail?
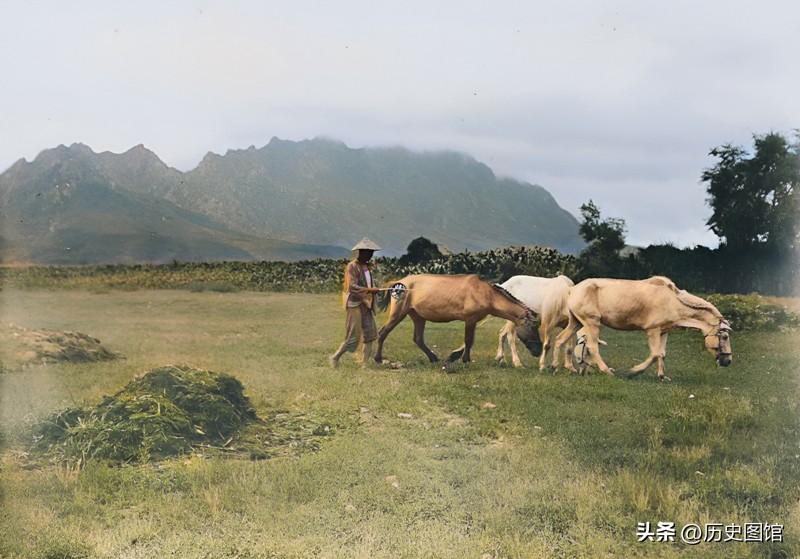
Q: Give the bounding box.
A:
[376,290,392,312]
[542,282,572,328]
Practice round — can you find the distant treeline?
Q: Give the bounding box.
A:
[615,244,797,296]
[573,129,798,296]
[1,243,796,296]
[0,246,574,292]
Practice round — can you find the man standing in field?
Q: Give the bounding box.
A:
[329,238,382,368]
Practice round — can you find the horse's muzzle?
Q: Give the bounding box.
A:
[524,339,543,357]
[717,355,732,367]
[516,324,542,357]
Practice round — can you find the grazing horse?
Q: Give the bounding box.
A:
[553,276,732,381]
[374,274,542,365]
[493,275,575,370]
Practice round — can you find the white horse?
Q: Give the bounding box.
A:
[494,275,576,370]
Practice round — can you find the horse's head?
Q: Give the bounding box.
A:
[515,310,543,357]
[704,319,733,367]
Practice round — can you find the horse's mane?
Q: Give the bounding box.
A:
[675,290,724,319]
[491,283,531,311]
[645,276,723,319]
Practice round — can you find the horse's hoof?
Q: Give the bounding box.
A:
[658,375,672,382]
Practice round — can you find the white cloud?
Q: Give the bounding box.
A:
[1,0,797,247]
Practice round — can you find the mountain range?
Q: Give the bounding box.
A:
[0,138,583,264]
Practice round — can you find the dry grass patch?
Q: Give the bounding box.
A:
[1,324,121,370]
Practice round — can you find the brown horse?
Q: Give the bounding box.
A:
[553,276,732,381]
[374,274,542,365]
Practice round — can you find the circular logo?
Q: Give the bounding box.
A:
[390,283,407,299]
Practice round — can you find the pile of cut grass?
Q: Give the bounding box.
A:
[2,324,121,368]
[30,365,332,465]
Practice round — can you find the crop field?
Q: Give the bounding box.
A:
[1,288,799,558]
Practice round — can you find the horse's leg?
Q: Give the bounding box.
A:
[374,308,408,364]
[409,311,438,363]
[552,316,579,372]
[657,332,670,382]
[461,320,477,363]
[627,329,661,377]
[494,321,511,363]
[537,320,551,371]
[562,328,576,370]
[446,321,477,363]
[508,321,524,368]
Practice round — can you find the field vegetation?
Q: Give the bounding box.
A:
[1,288,798,558]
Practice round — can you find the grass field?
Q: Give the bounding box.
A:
[1,288,799,558]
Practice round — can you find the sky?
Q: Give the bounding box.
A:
[2,1,798,247]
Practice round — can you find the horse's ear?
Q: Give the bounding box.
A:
[720,320,732,332]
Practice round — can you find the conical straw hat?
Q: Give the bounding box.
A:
[351,237,382,251]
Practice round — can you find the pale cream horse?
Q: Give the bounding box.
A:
[493,275,576,370]
[374,274,542,365]
[553,276,732,381]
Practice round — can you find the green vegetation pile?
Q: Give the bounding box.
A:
[1,324,120,369]
[707,293,800,331]
[1,245,577,292]
[31,365,331,465]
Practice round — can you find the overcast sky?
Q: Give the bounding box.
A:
[2,1,798,247]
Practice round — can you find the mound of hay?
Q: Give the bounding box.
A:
[2,324,121,367]
[31,365,333,465]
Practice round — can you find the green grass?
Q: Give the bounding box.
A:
[1,289,798,558]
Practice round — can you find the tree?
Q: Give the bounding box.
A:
[702,131,799,253]
[400,236,443,265]
[577,200,627,277]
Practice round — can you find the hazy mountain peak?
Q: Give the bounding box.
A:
[3,158,28,174]
[69,142,94,153]
[29,143,94,169]
[1,137,584,261]
[123,143,154,156]
[178,137,582,253]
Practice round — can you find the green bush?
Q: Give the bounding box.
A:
[706,293,800,331]
[1,246,577,292]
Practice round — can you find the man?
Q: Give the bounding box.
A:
[329,237,383,368]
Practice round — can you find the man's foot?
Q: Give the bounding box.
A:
[328,354,339,369]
